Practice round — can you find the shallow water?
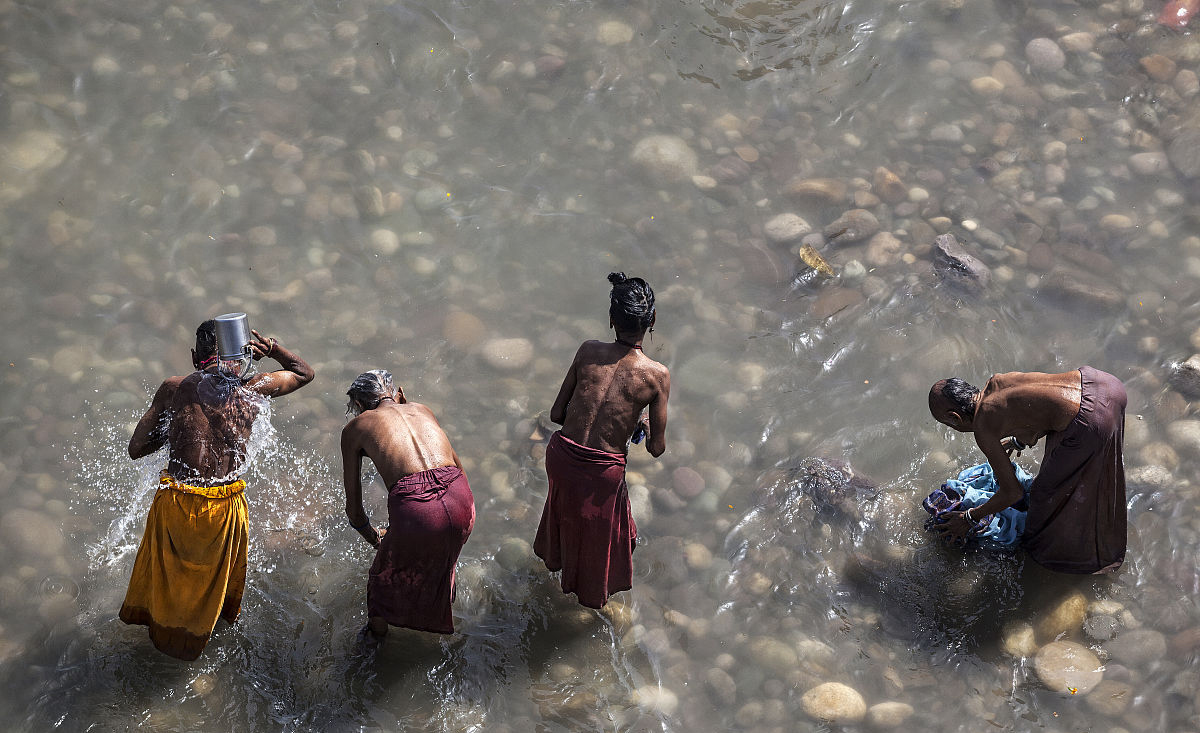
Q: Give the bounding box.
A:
[3,0,1200,730]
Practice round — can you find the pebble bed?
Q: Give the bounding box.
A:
[1,0,1199,730]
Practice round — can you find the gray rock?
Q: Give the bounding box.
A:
[631,135,698,182]
[1103,628,1167,668]
[768,457,877,519]
[480,338,533,371]
[1167,420,1200,458]
[704,667,737,706]
[1026,38,1066,73]
[1169,355,1200,398]
[1038,270,1124,311]
[0,509,64,558]
[1083,614,1120,642]
[866,701,914,729]
[929,123,964,143]
[764,213,813,244]
[1129,152,1170,176]
[933,233,991,291]
[1167,128,1200,178]
[824,209,880,243]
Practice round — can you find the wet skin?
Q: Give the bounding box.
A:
[340,386,463,636]
[128,330,315,485]
[928,369,1083,545]
[550,323,671,457]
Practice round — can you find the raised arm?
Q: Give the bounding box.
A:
[645,368,670,458]
[341,422,381,548]
[549,348,582,425]
[245,330,315,398]
[128,377,181,459]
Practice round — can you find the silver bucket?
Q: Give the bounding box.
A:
[214,312,253,379]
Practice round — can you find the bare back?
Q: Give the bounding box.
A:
[552,340,670,455]
[340,401,460,488]
[974,369,1083,447]
[164,373,268,484]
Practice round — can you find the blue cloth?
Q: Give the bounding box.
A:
[923,462,1033,549]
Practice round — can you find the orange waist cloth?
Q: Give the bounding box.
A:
[119,473,250,661]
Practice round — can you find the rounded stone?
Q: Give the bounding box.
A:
[1002,622,1038,658]
[443,311,486,349]
[1036,591,1088,642]
[246,225,276,247]
[1083,614,1120,642]
[1103,628,1166,668]
[748,637,798,674]
[1167,420,1200,457]
[1129,152,1170,176]
[631,135,698,182]
[494,537,532,572]
[705,667,737,706]
[1026,38,1065,73]
[866,701,914,729]
[1167,128,1200,179]
[0,510,64,558]
[480,338,533,371]
[596,21,634,45]
[632,685,677,716]
[801,682,867,723]
[672,467,706,498]
[1033,641,1103,694]
[369,228,400,255]
[764,213,813,244]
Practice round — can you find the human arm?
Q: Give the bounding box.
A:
[128,378,181,459]
[645,369,670,457]
[245,330,315,398]
[549,349,581,425]
[934,431,1027,545]
[341,423,382,548]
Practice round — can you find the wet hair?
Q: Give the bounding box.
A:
[195,320,217,359]
[347,370,395,414]
[932,377,980,416]
[607,271,656,334]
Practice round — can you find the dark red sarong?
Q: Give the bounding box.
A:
[368,465,475,633]
[534,431,637,608]
[1022,366,1127,574]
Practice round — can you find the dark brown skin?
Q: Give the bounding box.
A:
[928,369,1082,545]
[550,320,670,458]
[128,330,315,486]
[339,385,462,550]
[340,384,463,637]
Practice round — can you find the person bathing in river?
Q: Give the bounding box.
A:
[534,272,671,608]
[340,371,475,638]
[122,320,314,660]
[927,368,1127,574]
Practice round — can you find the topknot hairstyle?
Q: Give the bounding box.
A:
[607,271,656,334]
[195,320,218,360]
[347,370,395,414]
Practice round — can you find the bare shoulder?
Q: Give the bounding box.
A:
[575,340,607,359]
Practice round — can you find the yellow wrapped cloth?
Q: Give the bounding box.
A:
[119,472,249,661]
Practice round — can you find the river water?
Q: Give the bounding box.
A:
[3,0,1200,730]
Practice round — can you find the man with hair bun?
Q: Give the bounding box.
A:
[927,368,1127,574]
[534,271,671,608]
[340,370,475,637]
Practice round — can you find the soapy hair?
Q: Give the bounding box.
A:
[347,370,395,414]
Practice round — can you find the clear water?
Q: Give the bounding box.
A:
[3,0,1199,730]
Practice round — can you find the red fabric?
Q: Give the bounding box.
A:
[1022,366,1127,574]
[367,466,475,633]
[534,431,637,608]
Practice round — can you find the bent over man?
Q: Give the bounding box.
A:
[341,371,475,637]
[534,272,671,608]
[121,320,314,660]
[928,367,1127,574]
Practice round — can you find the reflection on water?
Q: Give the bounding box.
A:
[3,0,1200,729]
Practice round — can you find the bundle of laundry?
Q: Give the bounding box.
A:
[922,462,1033,549]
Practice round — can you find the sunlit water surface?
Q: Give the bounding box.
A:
[2,0,1200,730]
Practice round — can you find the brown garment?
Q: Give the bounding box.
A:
[367,466,475,633]
[1021,366,1127,574]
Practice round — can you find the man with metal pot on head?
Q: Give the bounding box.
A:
[121,314,314,661]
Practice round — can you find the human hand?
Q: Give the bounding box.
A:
[372,527,386,548]
[934,511,977,548]
[249,329,277,361]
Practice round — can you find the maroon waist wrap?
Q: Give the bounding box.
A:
[1022,366,1127,574]
[534,431,637,608]
[368,465,475,633]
